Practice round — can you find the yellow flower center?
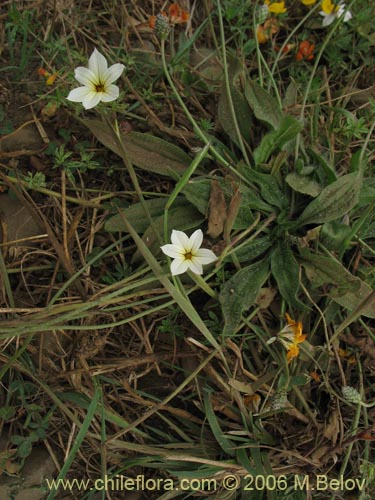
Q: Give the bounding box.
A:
[95,82,105,92]
[184,252,193,260]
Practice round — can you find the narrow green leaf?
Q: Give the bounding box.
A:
[203,390,235,457]
[46,384,101,500]
[244,79,283,130]
[220,259,270,335]
[297,172,362,226]
[271,241,308,311]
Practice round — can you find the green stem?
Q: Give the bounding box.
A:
[105,116,161,243]
[189,272,217,299]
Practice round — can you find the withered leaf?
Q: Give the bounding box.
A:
[207,179,227,238]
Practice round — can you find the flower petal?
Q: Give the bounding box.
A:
[100,84,119,102]
[170,258,190,276]
[160,244,184,259]
[74,67,97,87]
[188,257,203,275]
[88,48,108,81]
[67,86,91,103]
[171,230,190,251]
[82,91,102,109]
[189,229,203,253]
[194,248,217,265]
[103,63,125,85]
[343,10,352,22]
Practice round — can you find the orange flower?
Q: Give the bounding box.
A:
[168,3,189,23]
[38,68,58,85]
[256,18,279,44]
[296,40,315,61]
[279,313,306,362]
[149,3,189,29]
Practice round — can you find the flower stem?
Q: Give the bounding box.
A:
[188,272,217,299]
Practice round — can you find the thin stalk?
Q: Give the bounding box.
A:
[217,0,251,166]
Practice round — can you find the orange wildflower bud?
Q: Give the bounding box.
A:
[296,40,315,61]
[168,3,189,24]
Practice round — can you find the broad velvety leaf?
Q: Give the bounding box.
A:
[217,57,253,148]
[297,172,362,226]
[220,259,269,335]
[299,250,375,318]
[182,177,211,215]
[244,79,282,130]
[286,172,321,197]
[244,168,288,210]
[82,119,191,177]
[224,236,271,264]
[104,197,187,233]
[271,241,308,311]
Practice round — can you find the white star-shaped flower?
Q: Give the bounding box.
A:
[67,48,125,109]
[161,229,217,276]
[319,1,352,27]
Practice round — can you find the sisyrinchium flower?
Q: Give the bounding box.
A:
[160,229,217,276]
[301,0,317,5]
[67,48,125,110]
[319,0,352,27]
[264,0,287,15]
[278,313,307,362]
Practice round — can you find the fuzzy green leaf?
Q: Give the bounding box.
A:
[271,241,308,311]
[217,57,253,148]
[220,259,270,335]
[105,197,187,233]
[82,119,191,178]
[286,172,321,197]
[224,235,271,263]
[297,172,362,226]
[244,80,282,130]
[299,250,375,318]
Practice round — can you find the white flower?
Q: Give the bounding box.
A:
[67,48,125,109]
[161,229,217,276]
[319,0,352,27]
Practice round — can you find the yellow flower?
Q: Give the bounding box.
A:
[265,0,287,15]
[279,313,306,362]
[321,0,336,14]
[301,0,317,4]
[319,0,352,26]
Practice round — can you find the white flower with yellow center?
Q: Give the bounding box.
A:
[161,229,217,276]
[319,0,352,27]
[67,48,125,109]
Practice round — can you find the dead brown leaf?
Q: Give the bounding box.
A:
[323,404,340,444]
[207,179,227,238]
